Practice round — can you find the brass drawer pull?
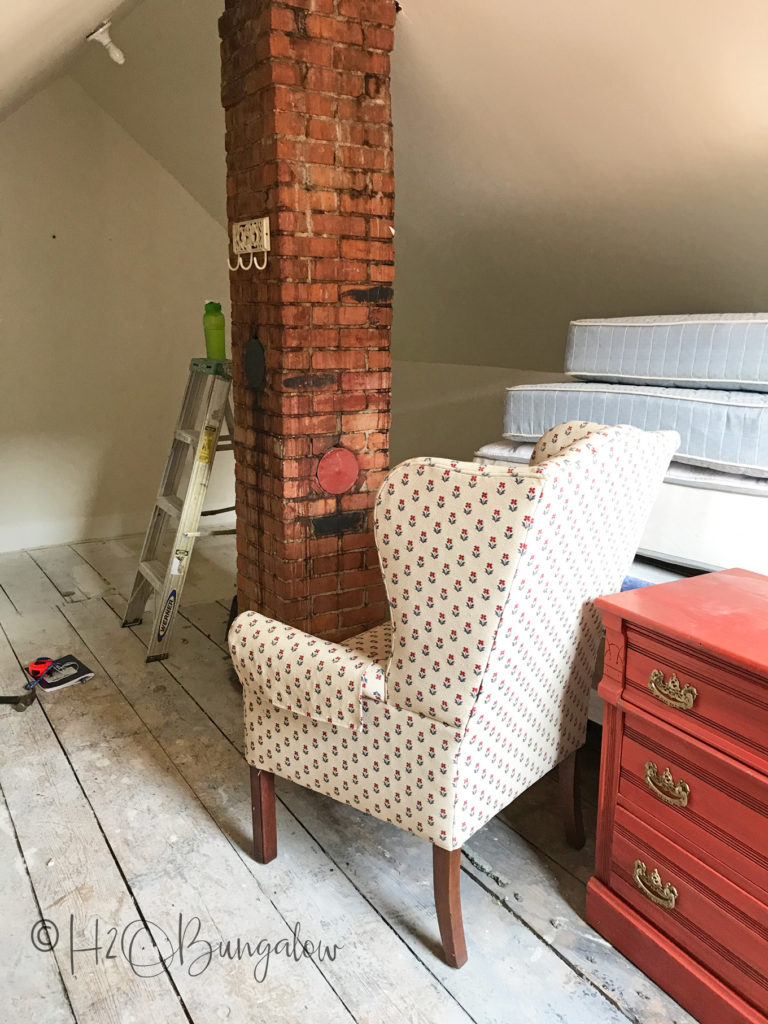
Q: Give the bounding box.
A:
[644,761,690,807]
[648,668,697,710]
[633,860,678,910]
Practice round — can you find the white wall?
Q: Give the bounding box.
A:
[72,0,227,226]
[5,1,768,551]
[391,0,768,372]
[0,76,232,553]
[0,0,141,119]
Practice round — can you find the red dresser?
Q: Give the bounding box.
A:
[586,569,768,1024]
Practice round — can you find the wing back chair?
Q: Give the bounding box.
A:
[229,422,679,967]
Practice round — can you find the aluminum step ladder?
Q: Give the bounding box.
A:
[122,358,234,661]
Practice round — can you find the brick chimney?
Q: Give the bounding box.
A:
[219,0,396,640]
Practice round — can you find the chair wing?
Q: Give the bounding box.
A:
[449,423,680,843]
[374,457,546,729]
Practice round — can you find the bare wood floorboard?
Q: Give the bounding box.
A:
[0,536,698,1024]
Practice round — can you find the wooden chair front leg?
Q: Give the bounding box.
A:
[558,747,585,850]
[250,766,277,863]
[433,845,468,968]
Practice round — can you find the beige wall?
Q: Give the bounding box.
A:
[0,0,141,119]
[72,0,227,226]
[4,1,768,550]
[390,362,565,466]
[0,76,232,553]
[391,0,768,371]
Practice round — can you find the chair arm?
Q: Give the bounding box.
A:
[229,611,381,730]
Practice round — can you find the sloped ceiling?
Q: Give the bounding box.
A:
[0,0,141,118]
[71,0,227,225]
[10,0,768,373]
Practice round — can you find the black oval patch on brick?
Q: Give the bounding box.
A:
[245,335,266,389]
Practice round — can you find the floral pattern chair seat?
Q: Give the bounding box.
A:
[230,421,679,967]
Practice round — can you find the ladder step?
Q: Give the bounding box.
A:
[174,428,199,446]
[138,559,165,591]
[124,360,233,661]
[156,494,183,518]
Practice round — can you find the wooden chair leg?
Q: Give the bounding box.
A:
[250,766,277,863]
[433,845,468,968]
[558,747,585,850]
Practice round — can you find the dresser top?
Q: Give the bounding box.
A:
[596,569,768,677]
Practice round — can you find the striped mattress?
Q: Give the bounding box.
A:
[566,314,768,392]
[503,382,768,478]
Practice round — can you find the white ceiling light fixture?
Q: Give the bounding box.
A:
[86,20,125,65]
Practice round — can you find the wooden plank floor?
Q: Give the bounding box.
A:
[0,536,699,1024]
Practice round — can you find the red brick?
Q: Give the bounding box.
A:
[312,391,367,413]
[338,97,391,123]
[362,470,389,491]
[312,259,368,282]
[340,193,394,216]
[341,411,385,433]
[338,0,396,27]
[307,576,344,597]
[309,165,367,190]
[313,590,364,614]
[307,612,340,634]
[222,0,394,638]
[364,24,395,50]
[314,305,369,326]
[307,117,338,142]
[340,238,392,261]
[305,91,336,117]
[274,109,307,135]
[341,370,391,391]
[312,551,365,575]
[306,189,338,211]
[305,14,363,44]
[276,0,334,11]
[340,327,389,347]
[312,213,367,237]
[369,262,395,283]
[367,351,391,370]
[339,145,392,170]
[311,350,366,370]
[305,68,364,97]
[357,451,388,470]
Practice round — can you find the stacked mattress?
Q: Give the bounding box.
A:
[478,314,768,575]
[503,315,768,480]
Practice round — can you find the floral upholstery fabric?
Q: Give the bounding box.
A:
[345,621,392,702]
[231,423,679,849]
[529,420,606,466]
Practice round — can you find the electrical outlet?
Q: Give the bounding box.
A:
[232,217,270,255]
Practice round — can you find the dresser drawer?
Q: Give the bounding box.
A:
[610,806,768,1016]
[623,629,768,769]
[618,709,768,902]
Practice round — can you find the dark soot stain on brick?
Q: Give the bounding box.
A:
[312,510,366,538]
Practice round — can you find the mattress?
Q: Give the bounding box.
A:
[503,382,768,478]
[566,314,768,392]
[475,439,768,575]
